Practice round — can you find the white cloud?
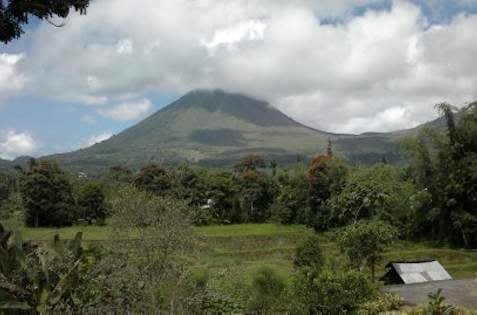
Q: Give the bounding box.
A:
[78,131,113,149]
[7,0,477,133]
[201,19,267,55]
[0,53,25,102]
[116,38,134,55]
[0,130,39,160]
[98,98,153,122]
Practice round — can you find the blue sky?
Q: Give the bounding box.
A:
[1,0,477,159]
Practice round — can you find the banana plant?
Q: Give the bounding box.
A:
[0,223,87,313]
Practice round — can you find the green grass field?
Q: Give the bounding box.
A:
[5,222,477,285]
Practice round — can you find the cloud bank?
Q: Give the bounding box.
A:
[0,130,38,160]
[4,0,477,133]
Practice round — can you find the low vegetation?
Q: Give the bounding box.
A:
[1,102,477,312]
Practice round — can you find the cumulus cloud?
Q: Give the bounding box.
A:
[0,53,25,102]
[201,19,267,55]
[0,130,38,160]
[7,0,477,133]
[98,98,153,122]
[78,131,114,149]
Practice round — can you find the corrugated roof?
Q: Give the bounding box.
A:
[390,260,452,284]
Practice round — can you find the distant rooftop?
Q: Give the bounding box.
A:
[382,260,452,284]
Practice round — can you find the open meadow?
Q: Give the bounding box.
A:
[8,222,477,286]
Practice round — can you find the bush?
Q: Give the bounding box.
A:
[294,234,323,274]
[293,269,376,314]
[359,293,404,313]
[248,266,286,313]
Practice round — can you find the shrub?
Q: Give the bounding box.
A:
[293,269,376,315]
[294,234,323,274]
[359,293,404,313]
[248,266,286,313]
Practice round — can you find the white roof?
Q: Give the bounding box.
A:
[391,261,452,284]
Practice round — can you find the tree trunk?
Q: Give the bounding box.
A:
[34,213,39,228]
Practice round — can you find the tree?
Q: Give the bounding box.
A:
[325,164,418,233]
[203,171,236,223]
[1,0,90,43]
[326,138,333,157]
[171,164,206,208]
[273,166,311,224]
[133,164,171,196]
[110,186,196,312]
[234,154,265,173]
[106,165,133,184]
[307,155,347,229]
[294,234,323,275]
[76,181,107,224]
[235,170,276,222]
[20,160,75,227]
[402,102,477,247]
[337,220,397,282]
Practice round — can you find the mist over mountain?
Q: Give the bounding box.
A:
[34,90,442,172]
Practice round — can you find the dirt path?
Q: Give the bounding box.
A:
[383,278,477,309]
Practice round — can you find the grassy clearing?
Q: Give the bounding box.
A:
[4,222,477,283]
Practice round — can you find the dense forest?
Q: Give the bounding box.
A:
[1,103,476,313]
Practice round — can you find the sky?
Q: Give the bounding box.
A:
[1,0,477,160]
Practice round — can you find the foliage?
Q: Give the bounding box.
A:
[203,171,236,223]
[337,220,397,282]
[0,172,20,220]
[402,102,477,247]
[235,169,277,222]
[248,266,286,313]
[407,289,466,315]
[325,164,419,233]
[234,154,265,173]
[359,293,404,313]
[0,0,89,43]
[293,234,323,275]
[105,165,133,184]
[273,165,312,224]
[425,289,456,315]
[109,186,196,312]
[171,164,207,208]
[293,269,375,315]
[307,155,348,230]
[76,181,108,224]
[20,160,76,227]
[0,223,98,312]
[133,164,172,196]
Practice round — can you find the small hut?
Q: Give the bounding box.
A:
[381,260,452,285]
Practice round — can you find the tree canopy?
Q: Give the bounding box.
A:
[1,0,89,43]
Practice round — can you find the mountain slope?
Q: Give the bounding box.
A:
[47,90,440,172]
[51,90,335,170]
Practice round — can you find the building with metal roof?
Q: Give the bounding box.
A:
[381,260,452,285]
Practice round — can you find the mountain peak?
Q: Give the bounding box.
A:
[170,89,297,127]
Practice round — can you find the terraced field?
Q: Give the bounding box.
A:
[9,223,477,285]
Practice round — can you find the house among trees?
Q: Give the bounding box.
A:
[381,260,452,285]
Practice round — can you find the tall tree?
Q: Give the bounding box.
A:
[403,102,477,247]
[20,160,75,227]
[76,181,107,224]
[307,155,347,229]
[337,220,397,282]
